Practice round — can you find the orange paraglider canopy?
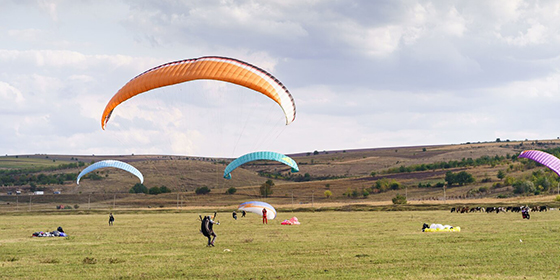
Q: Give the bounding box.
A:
[101,56,296,129]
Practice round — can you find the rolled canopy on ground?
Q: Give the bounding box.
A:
[238,201,277,220]
[223,151,299,179]
[77,160,144,184]
[518,150,560,176]
[101,56,296,129]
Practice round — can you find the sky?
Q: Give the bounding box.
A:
[1,0,560,158]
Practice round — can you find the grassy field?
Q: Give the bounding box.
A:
[1,210,559,279]
[0,157,64,169]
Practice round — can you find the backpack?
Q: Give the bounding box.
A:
[201,216,211,237]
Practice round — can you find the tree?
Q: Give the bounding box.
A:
[445,171,474,187]
[159,186,171,193]
[29,182,37,192]
[260,179,274,197]
[392,194,407,205]
[513,180,536,194]
[195,186,211,195]
[129,183,148,194]
[226,187,237,195]
[148,186,161,195]
[455,171,475,185]
[497,170,506,180]
[362,189,370,198]
[324,190,332,198]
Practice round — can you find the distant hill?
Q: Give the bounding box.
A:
[1,139,559,210]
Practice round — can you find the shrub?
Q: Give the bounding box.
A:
[513,180,536,194]
[148,187,161,195]
[195,186,211,195]
[392,194,407,205]
[73,204,79,209]
[129,183,148,194]
[362,189,369,198]
[324,190,332,198]
[260,180,274,197]
[159,186,171,193]
[226,187,237,195]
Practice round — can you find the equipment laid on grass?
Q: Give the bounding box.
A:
[32,227,67,237]
[281,217,300,225]
[422,223,460,232]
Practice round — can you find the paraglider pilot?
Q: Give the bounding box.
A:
[522,207,530,219]
[242,210,246,217]
[200,212,219,246]
[262,208,268,224]
[232,211,237,220]
[109,213,115,226]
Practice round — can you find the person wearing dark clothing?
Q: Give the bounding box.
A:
[232,211,237,220]
[242,210,246,217]
[109,213,115,226]
[200,213,219,246]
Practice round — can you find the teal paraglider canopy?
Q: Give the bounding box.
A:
[77,160,144,184]
[223,151,299,179]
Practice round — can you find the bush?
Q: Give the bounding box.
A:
[129,183,148,194]
[513,180,536,194]
[260,180,274,197]
[392,194,407,205]
[555,195,560,202]
[148,187,161,195]
[226,187,237,195]
[195,186,211,195]
[324,190,332,198]
[88,173,103,181]
[362,189,369,198]
[159,186,171,193]
[73,204,79,209]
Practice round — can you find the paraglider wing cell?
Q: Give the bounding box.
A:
[76,160,144,184]
[518,150,560,177]
[101,56,296,129]
[223,151,299,179]
[238,201,277,220]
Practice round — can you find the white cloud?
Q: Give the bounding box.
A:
[1,1,560,157]
[0,81,25,104]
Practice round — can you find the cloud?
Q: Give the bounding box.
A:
[1,1,560,157]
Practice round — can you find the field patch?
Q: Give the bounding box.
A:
[0,210,559,279]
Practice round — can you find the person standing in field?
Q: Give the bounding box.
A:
[262,208,268,224]
[109,213,115,226]
[200,212,219,246]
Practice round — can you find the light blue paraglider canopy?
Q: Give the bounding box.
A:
[77,160,144,184]
[223,151,299,179]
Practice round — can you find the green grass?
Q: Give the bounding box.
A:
[1,210,559,279]
[0,157,62,169]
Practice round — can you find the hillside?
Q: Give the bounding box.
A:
[1,139,560,210]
